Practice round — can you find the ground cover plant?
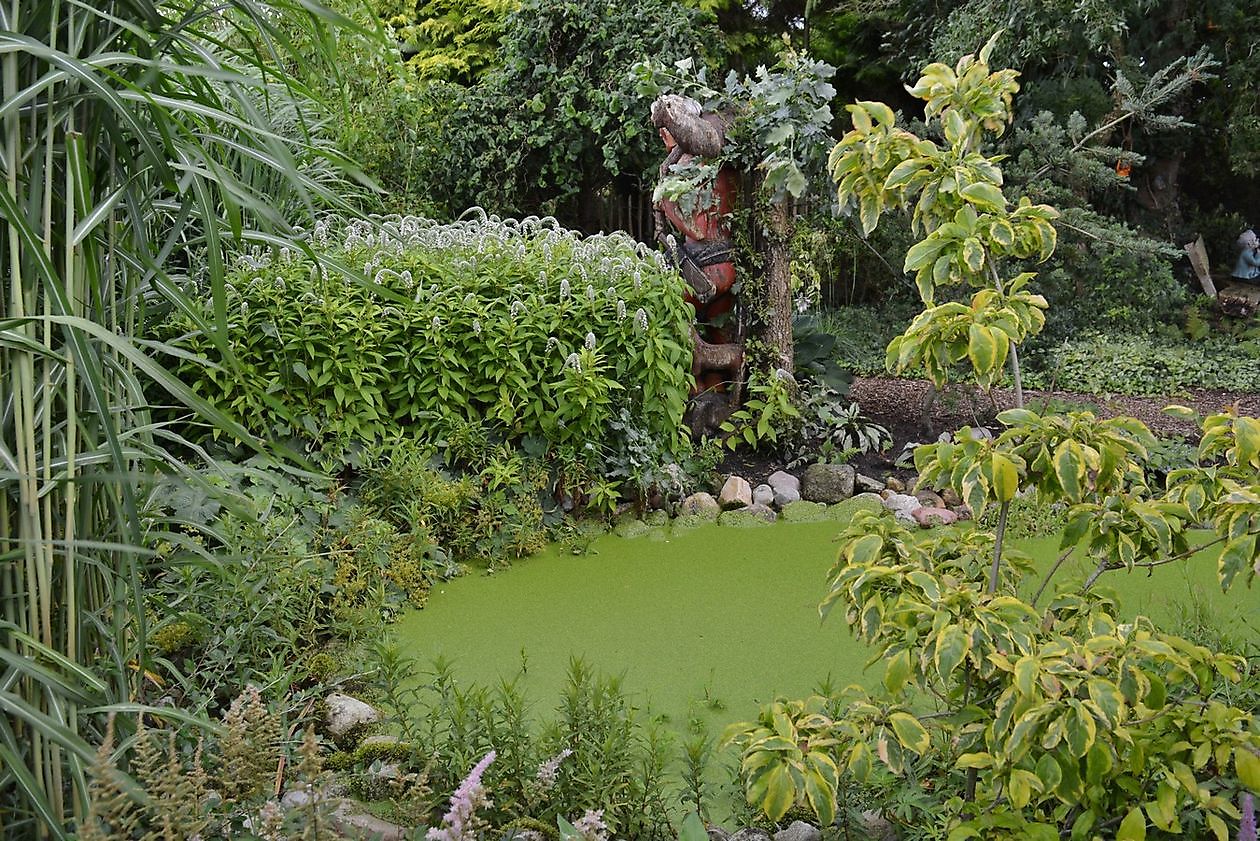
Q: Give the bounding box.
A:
[725,37,1260,840]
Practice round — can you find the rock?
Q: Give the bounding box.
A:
[360,734,406,749]
[332,808,409,840]
[885,476,905,492]
[746,503,777,522]
[730,830,773,841]
[281,788,317,810]
[780,500,827,522]
[774,821,822,841]
[801,463,855,503]
[882,493,921,524]
[718,504,776,527]
[614,519,651,538]
[825,493,886,521]
[707,827,733,841]
[913,506,958,528]
[940,487,961,507]
[915,489,945,509]
[671,513,708,533]
[856,473,885,493]
[681,492,720,519]
[773,486,801,507]
[952,505,973,521]
[719,475,753,510]
[325,693,379,739]
[966,426,993,441]
[766,470,800,495]
[857,809,898,841]
[644,508,670,527]
[753,484,775,507]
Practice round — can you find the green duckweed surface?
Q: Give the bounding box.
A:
[393,519,1258,733]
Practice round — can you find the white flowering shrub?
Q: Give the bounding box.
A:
[166,212,693,456]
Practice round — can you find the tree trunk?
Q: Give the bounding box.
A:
[761,195,794,373]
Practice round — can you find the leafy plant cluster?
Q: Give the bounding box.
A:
[362,650,710,839]
[164,214,693,466]
[1025,331,1260,396]
[403,0,716,223]
[718,370,802,451]
[143,455,451,712]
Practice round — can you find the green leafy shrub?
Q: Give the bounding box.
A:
[358,437,550,568]
[719,370,802,451]
[165,214,693,463]
[144,456,446,710]
[784,385,891,470]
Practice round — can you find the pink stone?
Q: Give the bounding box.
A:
[912,506,958,528]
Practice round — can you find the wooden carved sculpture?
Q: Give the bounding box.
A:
[650,94,744,434]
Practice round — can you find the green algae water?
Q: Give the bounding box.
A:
[393,519,866,732]
[393,520,1258,734]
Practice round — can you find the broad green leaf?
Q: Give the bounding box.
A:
[678,812,707,841]
[1117,807,1146,841]
[956,753,993,769]
[884,649,913,695]
[1086,679,1122,726]
[991,452,1019,501]
[762,764,795,821]
[1035,752,1062,793]
[1218,533,1256,591]
[935,624,970,682]
[1014,655,1038,697]
[1053,440,1085,500]
[889,712,930,754]
[1234,416,1260,465]
[967,323,999,376]
[960,181,1006,211]
[1236,746,1260,791]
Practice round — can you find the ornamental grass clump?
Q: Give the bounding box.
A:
[164,212,693,461]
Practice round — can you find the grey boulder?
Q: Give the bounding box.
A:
[802,463,855,503]
[774,822,822,841]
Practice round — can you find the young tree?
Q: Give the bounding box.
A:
[725,37,1260,839]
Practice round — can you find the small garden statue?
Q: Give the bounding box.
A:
[650,94,744,433]
[1233,228,1260,283]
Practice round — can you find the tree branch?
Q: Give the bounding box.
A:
[1031,546,1075,608]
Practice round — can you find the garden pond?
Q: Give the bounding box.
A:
[394,513,1260,735]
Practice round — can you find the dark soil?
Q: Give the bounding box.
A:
[716,376,1260,487]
